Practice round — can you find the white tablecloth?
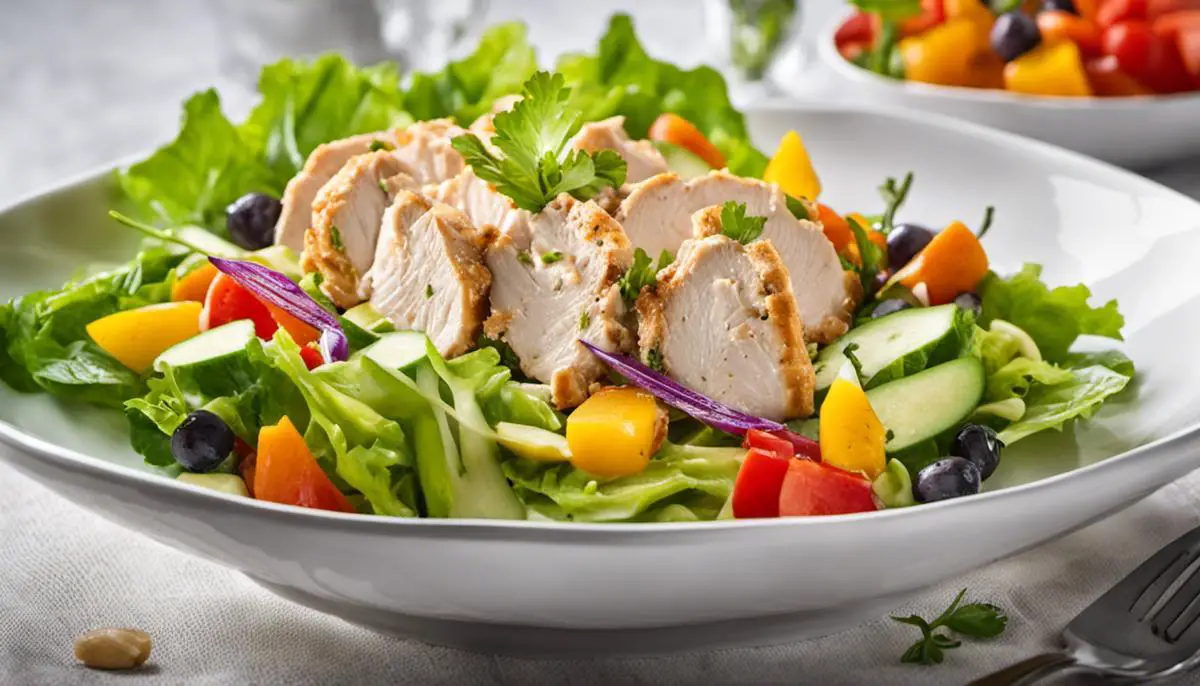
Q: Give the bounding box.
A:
[4,1,1200,684]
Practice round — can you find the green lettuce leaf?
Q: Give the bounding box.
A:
[978,264,1124,363]
[505,443,743,522]
[998,363,1132,445]
[3,247,186,407]
[241,54,413,188]
[118,90,275,234]
[403,22,537,124]
[986,357,1073,403]
[557,14,769,178]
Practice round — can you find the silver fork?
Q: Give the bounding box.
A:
[971,525,1200,685]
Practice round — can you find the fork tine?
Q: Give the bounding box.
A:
[1156,560,1200,638]
[1106,527,1200,617]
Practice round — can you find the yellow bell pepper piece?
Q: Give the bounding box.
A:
[1003,41,1092,97]
[86,302,203,373]
[566,388,665,477]
[819,378,887,479]
[943,0,995,43]
[763,131,821,201]
[900,19,986,87]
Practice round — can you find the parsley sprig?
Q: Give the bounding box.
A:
[847,215,885,294]
[618,247,674,303]
[892,589,1008,665]
[877,172,913,235]
[451,72,627,213]
[720,201,767,244]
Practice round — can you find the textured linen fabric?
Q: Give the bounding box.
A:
[4,1,1200,684]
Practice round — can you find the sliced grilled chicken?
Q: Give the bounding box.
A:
[619,171,857,343]
[637,210,815,420]
[570,116,669,184]
[425,167,530,237]
[484,195,634,409]
[275,132,395,252]
[361,192,490,358]
[301,151,414,308]
[390,118,468,185]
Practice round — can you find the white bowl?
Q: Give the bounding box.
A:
[3,105,1200,655]
[816,15,1200,169]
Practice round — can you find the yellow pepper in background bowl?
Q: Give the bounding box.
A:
[1003,40,1094,97]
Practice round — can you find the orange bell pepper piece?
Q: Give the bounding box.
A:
[263,302,321,348]
[1076,0,1101,21]
[171,262,219,303]
[817,203,854,253]
[1038,11,1105,56]
[895,221,989,305]
[943,0,996,42]
[900,19,987,87]
[1003,41,1094,96]
[648,113,726,170]
[255,417,354,513]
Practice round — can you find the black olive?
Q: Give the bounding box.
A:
[952,424,1004,481]
[913,457,982,503]
[226,193,282,250]
[872,299,914,318]
[954,292,983,317]
[886,223,935,271]
[171,410,235,473]
[1040,0,1077,14]
[990,12,1041,63]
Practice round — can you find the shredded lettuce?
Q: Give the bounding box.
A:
[978,264,1124,363]
[557,14,770,178]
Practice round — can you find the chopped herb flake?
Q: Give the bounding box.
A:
[424,284,433,299]
[541,250,564,264]
[330,225,344,251]
[516,251,533,266]
[368,139,395,152]
[646,347,665,372]
[579,308,591,330]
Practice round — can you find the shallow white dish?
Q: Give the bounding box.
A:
[815,14,1200,169]
[3,105,1200,655]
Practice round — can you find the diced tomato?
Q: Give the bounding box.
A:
[743,429,796,459]
[255,417,354,513]
[1085,55,1155,93]
[1103,20,1195,91]
[777,460,877,517]
[299,345,325,370]
[1148,0,1200,19]
[201,273,279,338]
[1178,29,1200,78]
[1038,11,1105,56]
[239,451,257,498]
[836,11,876,48]
[1097,0,1147,27]
[1152,9,1200,40]
[900,0,947,36]
[648,114,727,170]
[731,449,793,519]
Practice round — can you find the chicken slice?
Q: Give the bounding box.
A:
[637,210,815,420]
[570,116,669,184]
[361,192,490,358]
[301,151,414,308]
[619,171,857,343]
[484,195,635,409]
[425,167,531,238]
[390,118,468,185]
[274,132,396,252]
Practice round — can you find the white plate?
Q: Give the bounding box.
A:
[3,105,1200,655]
[814,14,1200,169]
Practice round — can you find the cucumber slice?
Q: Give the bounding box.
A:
[654,141,713,180]
[153,320,259,399]
[345,302,396,333]
[814,304,972,394]
[495,422,571,462]
[248,245,303,281]
[363,331,430,373]
[177,473,249,497]
[868,356,985,455]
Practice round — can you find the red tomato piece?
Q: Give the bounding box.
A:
[299,345,325,370]
[777,460,877,517]
[1148,0,1200,19]
[1098,0,1148,27]
[900,0,947,36]
[743,429,796,459]
[1085,55,1155,93]
[1103,20,1195,91]
[1178,29,1200,78]
[1153,9,1200,40]
[732,449,793,519]
[836,11,876,48]
[201,273,279,339]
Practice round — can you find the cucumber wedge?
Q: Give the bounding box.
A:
[654,141,712,180]
[153,320,258,398]
[868,356,985,455]
[363,331,430,373]
[814,304,973,394]
[345,302,396,333]
[495,422,571,462]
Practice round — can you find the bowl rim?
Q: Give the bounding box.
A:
[817,12,1200,110]
[3,101,1200,539]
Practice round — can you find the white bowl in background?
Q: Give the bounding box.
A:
[2,105,1200,655]
[815,15,1200,169]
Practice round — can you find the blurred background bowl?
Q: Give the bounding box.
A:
[814,13,1200,169]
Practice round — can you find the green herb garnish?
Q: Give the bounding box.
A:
[541,251,564,264]
[368,139,395,152]
[516,251,534,266]
[847,216,885,295]
[579,309,591,330]
[842,342,866,384]
[892,589,1008,665]
[786,195,810,221]
[424,284,433,299]
[329,225,344,251]
[646,347,665,373]
[451,72,627,213]
[617,248,674,303]
[878,172,914,235]
[720,201,767,244]
[977,206,995,239]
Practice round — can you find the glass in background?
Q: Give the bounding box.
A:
[703,0,805,101]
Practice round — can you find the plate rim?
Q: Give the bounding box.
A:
[2,102,1198,538]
